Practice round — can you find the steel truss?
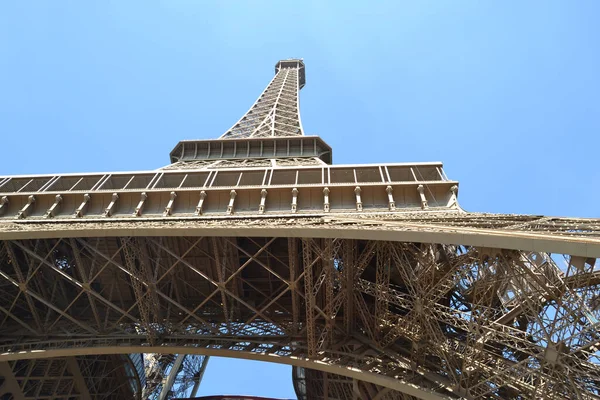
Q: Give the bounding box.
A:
[144,353,208,400]
[220,59,305,139]
[0,234,597,399]
[0,355,142,399]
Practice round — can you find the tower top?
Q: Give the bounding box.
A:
[167,58,330,165]
[217,58,306,140]
[275,59,305,89]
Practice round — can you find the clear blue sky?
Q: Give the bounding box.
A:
[1,1,599,398]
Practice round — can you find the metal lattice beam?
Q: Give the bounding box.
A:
[0,236,598,399]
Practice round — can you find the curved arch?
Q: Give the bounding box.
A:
[0,346,453,400]
[1,216,599,257]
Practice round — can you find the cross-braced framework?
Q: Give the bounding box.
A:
[0,233,597,399]
[144,354,208,399]
[0,355,142,399]
[0,59,598,399]
[220,60,305,139]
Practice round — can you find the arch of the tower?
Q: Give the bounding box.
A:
[0,230,598,399]
[0,215,598,257]
[0,346,451,400]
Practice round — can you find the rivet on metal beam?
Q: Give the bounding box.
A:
[44,194,63,218]
[195,191,207,215]
[258,189,268,214]
[163,191,177,216]
[133,192,148,217]
[447,185,458,209]
[385,186,396,211]
[291,187,299,213]
[323,187,330,213]
[417,184,429,210]
[226,190,237,215]
[104,193,119,217]
[17,195,35,219]
[354,186,363,211]
[0,196,9,215]
[74,194,91,218]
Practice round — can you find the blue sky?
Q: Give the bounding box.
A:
[1,1,599,398]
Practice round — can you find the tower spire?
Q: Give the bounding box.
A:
[168,59,331,167]
[220,59,305,139]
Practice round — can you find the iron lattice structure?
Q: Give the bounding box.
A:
[0,59,598,400]
[220,59,305,139]
[144,353,208,399]
[0,355,143,399]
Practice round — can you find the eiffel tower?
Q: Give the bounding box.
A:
[0,59,599,400]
